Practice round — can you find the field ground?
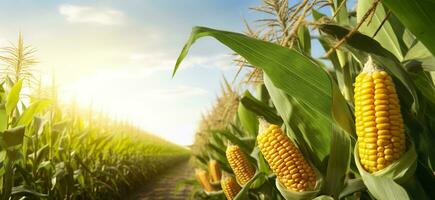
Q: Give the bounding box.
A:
[129,160,194,200]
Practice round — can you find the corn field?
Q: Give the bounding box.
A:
[0,36,189,199]
[175,0,435,199]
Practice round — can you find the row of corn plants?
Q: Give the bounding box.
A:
[0,77,189,199]
[174,0,435,199]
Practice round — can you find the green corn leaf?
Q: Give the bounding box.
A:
[250,147,271,175]
[238,91,259,137]
[332,0,350,25]
[173,26,352,134]
[234,172,264,200]
[240,91,282,125]
[264,74,327,166]
[404,42,435,71]
[323,125,351,198]
[358,0,404,60]
[339,179,366,199]
[381,0,435,56]
[313,196,334,200]
[0,126,25,148]
[0,105,7,132]
[256,84,270,103]
[17,99,51,126]
[211,129,252,154]
[297,24,311,55]
[5,80,22,116]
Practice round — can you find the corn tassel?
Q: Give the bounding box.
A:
[221,176,241,200]
[257,124,316,192]
[354,57,406,173]
[226,145,256,185]
[208,159,222,183]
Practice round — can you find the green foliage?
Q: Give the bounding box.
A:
[0,79,190,199]
[174,0,435,199]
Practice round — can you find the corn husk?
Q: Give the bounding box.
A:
[275,165,323,200]
[354,141,417,200]
[244,170,265,189]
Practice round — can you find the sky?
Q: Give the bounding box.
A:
[0,0,268,145]
[0,1,343,146]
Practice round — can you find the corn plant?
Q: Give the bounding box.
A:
[175,0,435,199]
[0,78,189,199]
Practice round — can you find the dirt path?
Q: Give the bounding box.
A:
[129,160,194,200]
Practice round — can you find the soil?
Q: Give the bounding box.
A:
[128,160,194,200]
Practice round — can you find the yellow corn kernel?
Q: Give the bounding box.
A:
[226,145,256,185]
[257,124,316,192]
[221,176,241,200]
[195,168,216,192]
[354,57,406,173]
[208,159,222,183]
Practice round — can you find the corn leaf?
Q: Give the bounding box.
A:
[358,0,404,60]
[238,91,259,137]
[339,179,366,199]
[332,0,350,25]
[264,74,326,166]
[5,80,22,116]
[323,126,351,198]
[17,99,51,126]
[0,106,7,132]
[0,126,25,148]
[250,147,271,175]
[313,196,334,200]
[174,27,342,133]
[211,129,251,154]
[381,0,435,56]
[239,91,282,125]
[404,41,435,71]
[297,25,311,55]
[324,78,353,199]
[234,172,264,200]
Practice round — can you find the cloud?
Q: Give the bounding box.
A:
[129,53,174,72]
[182,53,234,70]
[146,85,209,100]
[59,4,125,25]
[129,52,234,74]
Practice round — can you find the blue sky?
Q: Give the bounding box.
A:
[0,1,338,145]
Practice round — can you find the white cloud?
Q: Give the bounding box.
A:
[129,53,174,72]
[146,85,209,100]
[129,52,234,74]
[59,4,125,25]
[183,53,234,70]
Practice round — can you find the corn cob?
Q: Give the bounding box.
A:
[208,159,222,183]
[226,145,256,185]
[354,57,406,173]
[257,124,316,192]
[221,176,242,200]
[195,168,215,192]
